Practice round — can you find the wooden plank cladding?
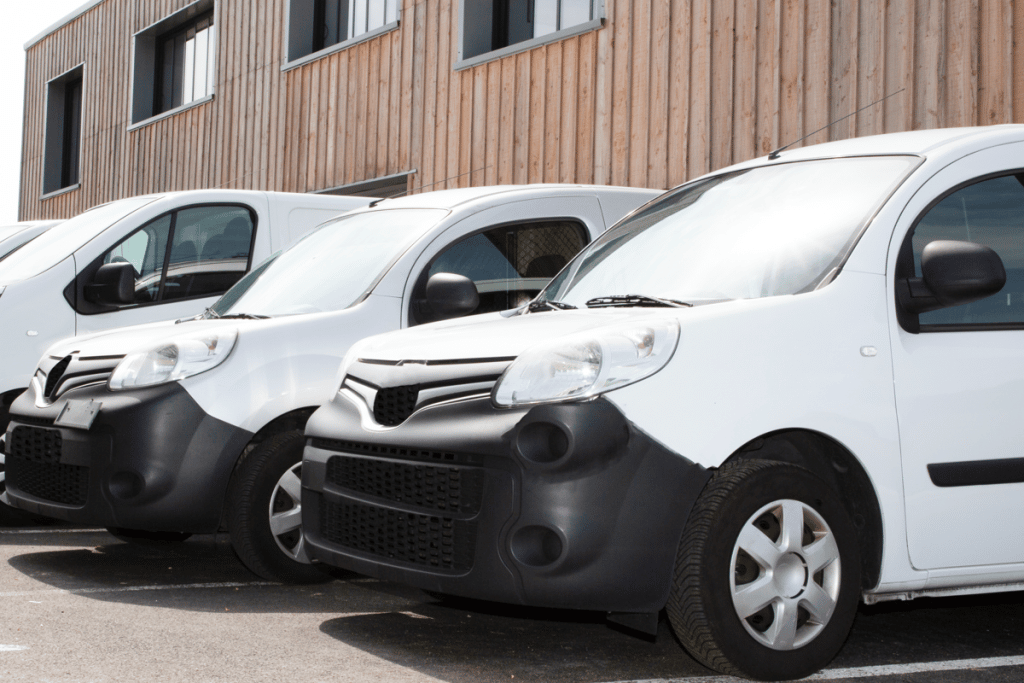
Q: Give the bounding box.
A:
[19,0,1024,220]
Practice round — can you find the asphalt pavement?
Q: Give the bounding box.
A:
[1,521,1023,683]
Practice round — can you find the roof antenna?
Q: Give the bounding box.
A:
[368,165,494,207]
[767,88,906,161]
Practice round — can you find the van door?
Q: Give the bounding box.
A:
[75,204,260,335]
[889,143,1024,570]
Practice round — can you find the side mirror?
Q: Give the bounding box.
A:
[899,240,1006,314]
[84,262,135,306]
[425,273,479,321]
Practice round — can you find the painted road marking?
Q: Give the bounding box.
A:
[0,581,278,598]
[0,645,28,652]
[603,654,1024,683]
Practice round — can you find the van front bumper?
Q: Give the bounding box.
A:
[302,394,710,614]
[3,381,252,532]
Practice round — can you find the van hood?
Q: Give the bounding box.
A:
[45,318,245,359]
[353,308,683,363]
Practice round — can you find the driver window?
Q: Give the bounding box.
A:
[102,214,171,303]
[421,220,587,321]
[912,174,1024,327]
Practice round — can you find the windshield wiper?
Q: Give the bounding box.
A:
[528,299,578,313]
[216,312,271,320]
[585,294,693,309]
[203,307,220,319]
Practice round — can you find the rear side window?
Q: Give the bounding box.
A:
[94,204,256,309]
[911,174,1024,327]
[416,220,587,323]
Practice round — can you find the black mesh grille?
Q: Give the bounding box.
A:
[43,356,71,400]
[326,456,484,514]
[7,426,87,506]
[373,385,420,426]
[310,438,473,465]
[320,499,475,571]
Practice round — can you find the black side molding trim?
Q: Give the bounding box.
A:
[928,458,1024,487]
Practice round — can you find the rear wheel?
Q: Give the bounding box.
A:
[668,460,860,681]
[227,430,329,584]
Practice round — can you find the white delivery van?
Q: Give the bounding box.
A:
[301,126,1024,680]
[0,221,62,262]
[2,184,659,583]
[0,189,371,434]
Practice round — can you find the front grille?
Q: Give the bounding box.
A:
[326,456,484,514]
[43,356,71,400]
[320,499,476,571]
[309,438,479,466]
[7,426,88,506]
[373,385,419,426]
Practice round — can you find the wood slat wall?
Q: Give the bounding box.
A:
[19,0,1024,220]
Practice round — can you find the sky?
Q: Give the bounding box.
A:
[1,1,93,224]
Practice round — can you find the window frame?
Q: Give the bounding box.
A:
[283,0,401,71]
[69,202,259,316]
[895,168,1024,334]
[408,217,589,325]
[41,63,86,200]
[129,0,217,129]
[455,0,605,71]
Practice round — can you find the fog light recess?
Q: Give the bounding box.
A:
[515,421,570,465]
[108,471,145,500]
[510,525,564,567]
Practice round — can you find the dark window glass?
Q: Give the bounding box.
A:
[60,77,82,188]
[424,221,586,319]
[312,0,396,52]
[913,174,1024,326]
[99,205,255,307]
[154,11,214,116]
[490,0,592,53]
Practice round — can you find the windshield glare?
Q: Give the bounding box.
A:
[543,156,915,307]
[211,208,449,317]
[0,198,157,284]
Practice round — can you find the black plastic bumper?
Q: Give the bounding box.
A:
[3,381,252,532]
[302,394,710,614]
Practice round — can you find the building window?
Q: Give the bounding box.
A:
[288,0,399,63]
[132,0,216,125]
[42,65,84,196]
[155,12,215,115]
[461,0,599,64]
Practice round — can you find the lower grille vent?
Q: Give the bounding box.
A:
[310,438,479,466]
[373,385,420,426]
[326,456,483,514]
[7,426,87,506]
[320,499,475,572]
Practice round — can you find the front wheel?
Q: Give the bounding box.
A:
[227,430,330,584]
[668,460,861,681]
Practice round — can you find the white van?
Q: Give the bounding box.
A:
[2,184,659,582]
[301,126,1024,680]
[0,221,63,262]
[0,189,371,434]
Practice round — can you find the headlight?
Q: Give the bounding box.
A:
[492,318,680,407]
[108,329,238,390]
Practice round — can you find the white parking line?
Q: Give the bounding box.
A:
[602,654,1024,683]
[0,645,28,652]
[0,580,277,598]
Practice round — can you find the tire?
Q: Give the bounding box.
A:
[227,430,330,584]
[107,528,193,543]
[667,460,861,681]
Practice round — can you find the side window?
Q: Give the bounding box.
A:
[912,174,1024,326]
[97,205,255,307]
[163,206,255,301]
[418,220,587,322]
[103,215,171,303]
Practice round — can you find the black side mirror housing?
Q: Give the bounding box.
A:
[899,240,1006,314]
[84,262,135,306]
[425,273,479,321]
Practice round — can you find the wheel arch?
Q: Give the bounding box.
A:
[1,388,27,431]
[220,406,319,527]
[724,428,884,590]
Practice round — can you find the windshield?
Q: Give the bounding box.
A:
[0,197,157,284]
[541,156,916,307]
[0,224,41,261]
[210,208,448,317]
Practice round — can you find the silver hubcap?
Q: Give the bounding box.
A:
[730,499,841,651]
[0,438,6,493]
[268,462,310,564]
